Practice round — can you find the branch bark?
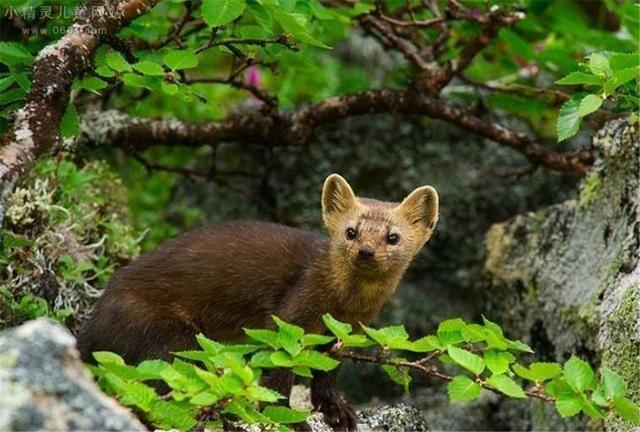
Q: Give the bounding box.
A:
[0,0,159,220]
[78,89,588,175]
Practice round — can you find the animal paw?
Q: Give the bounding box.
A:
[313,395,357,431]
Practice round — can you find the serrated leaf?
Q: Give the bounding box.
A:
[438,318,467,346]
[362,325,413,350]
[119,381,158,411]
[294,350,339,371]
[487,374,526,398]
[447,346,485,375]
[579,394,604,418]
[447,375,481,401]
[604,67,638,94]
[74,76,107,94]
[513,363,535,381]
[245,328,280,348]
[529,362,562,382]
[610,53,640,71]
[270,351,295,367]
[270,8,329,48]
[202,0,247,27]
[249,351,275,368]
[577,94,603,117]
[149,400,197,430]
[382,360,411,393]
[556,397,582,417]
[484,351,513,375]
[60,104,79,138]
[410,335,442,352]
[563,356,595,393]
[588,53,612,77]
[191,390,220,405]
[0,42,33,66]
[506,339,533,353]
[121,72,147,88]
[246,0,273,32]
[196,333,224,353]
[557,95,582,142]
[163,49,199,71]
[273,316,305,339]
[462,324,486,343]
[301,334,334,346]
[601,368,627,399]
[93,351,125,365]
[133,60,165,76]
[277,330,301,356]
[262,406,310,424]
[136,359,173,379]
[322,313,352,339]
[105,51,132,73]
[247,385,282,402]
[292,366,313,377]
[613,397,640,424]
[556,71,602,86]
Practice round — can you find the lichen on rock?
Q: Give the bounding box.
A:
[483,117,640,430]
[1,153,140,330]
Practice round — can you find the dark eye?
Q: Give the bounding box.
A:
[386,233,400,245]
[345,227,357,240]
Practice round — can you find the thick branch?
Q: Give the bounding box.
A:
[0,0,159,204]
[78,89,589,174]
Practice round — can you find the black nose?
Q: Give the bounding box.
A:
[358,247,375,259]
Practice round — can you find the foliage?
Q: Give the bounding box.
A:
[89,314,640,430]
[0,153,141,329]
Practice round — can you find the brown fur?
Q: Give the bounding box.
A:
[77,174,438,431]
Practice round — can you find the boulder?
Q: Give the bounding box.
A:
[484,117,640,430]
[0,319,145,431]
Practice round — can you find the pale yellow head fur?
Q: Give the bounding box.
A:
[321,174,439,279]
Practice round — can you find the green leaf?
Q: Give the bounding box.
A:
[447,345,485,375]
[557,95,582,142]
[270,8,329,48]
[294,350,339,371]
[577,94,603,117]
[270,351,295,367]
[246,0,273,32]
[556,397,582,417]
[119,381,158,412]
[0,76,15,93]
[196,333,224,353]
[588,53,612,77]
[579,394,604,418]
[247,384,282,402]
[249,351,276,368]
[273,316,305,339]
[362,325,413,350]
[190,391,220,405]
[121,72,148,88]
[163,50,199,71]
[610,53,640,71]
[601,368,626,399]
[133,61,165,76]
[136,360,173,379]
[461,324,486,343]
[512,363,535,381]
[60,104,79,138]
[149,400,197,430]
[73,76,107,94]
[563,356,595,393]
[613,397,640,424]
[556,71,602,86]
[277,330,301,356]
[93,351,125,365]
[529,362,562,382]
[382,362,411,393]
[292,366,313,377]
[0,42,33,66]
[438,318,467,346]
[322,313,352,339]
[245,328,280,348]
[447,375,481,401]
[202,0,247,27]
[506,339,533,353]
[484,351,514,375]
[410,335,442,352]
[487,374,526,398]
[604,67,638,94]
[262,406,310,424]
[301,334,334,346]
[105,51,132,73]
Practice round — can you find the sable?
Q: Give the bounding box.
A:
[78,174,439,431]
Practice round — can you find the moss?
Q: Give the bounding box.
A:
[0,154,141,330]
[578,171,603,209]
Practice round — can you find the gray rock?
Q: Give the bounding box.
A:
[483,117,640,430]
[291,385,430,432]
[0,319,145,431]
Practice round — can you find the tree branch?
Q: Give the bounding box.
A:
[77,89,589,174]
[0,0,159,214]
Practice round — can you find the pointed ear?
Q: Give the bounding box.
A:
[322,174,357,224]
[397,186,439,230]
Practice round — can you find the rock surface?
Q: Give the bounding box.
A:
[0,319,145,431]
[290,385,430,432]
[483,117,640,430]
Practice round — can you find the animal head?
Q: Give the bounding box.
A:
[321,174,439,277]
